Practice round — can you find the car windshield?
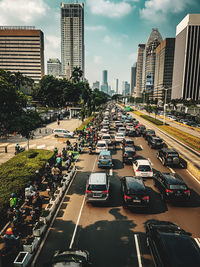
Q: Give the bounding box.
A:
[168,152,179,157]
[97,144,106,147]
[88,184,107,191]
[126,151,135,156]
[102,136,110,139]
[52,254,85,264]
[99,155,110,159]
[138,165,151,171]
[169,185,187,190]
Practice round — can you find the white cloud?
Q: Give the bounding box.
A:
[140,0,192,22]
[93,56,103,65]
[87,0,132,18]
[128,52,137,62]
[85,25,106,31]
[45,36,60,49]
[104,35,112,43]
[0,0,48,24]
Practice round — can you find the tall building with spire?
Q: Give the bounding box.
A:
[61,2,84,78]
[101,70,108,93]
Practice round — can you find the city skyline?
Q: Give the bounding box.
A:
[0,0,200,86]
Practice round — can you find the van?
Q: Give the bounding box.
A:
[98,151,113,168]
[85,172,110,202]
[53,129,74,138]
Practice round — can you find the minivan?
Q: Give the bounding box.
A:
[85,172,110,202]
[98,151,113,168]
[53,129,74,138]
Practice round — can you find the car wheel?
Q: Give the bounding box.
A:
[55,135,58,138]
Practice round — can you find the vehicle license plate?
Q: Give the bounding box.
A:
[133,200,141,203]
[102,161,107,164]
[93,193,102,197]
[142,173,148,177]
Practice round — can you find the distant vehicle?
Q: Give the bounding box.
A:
[128,129,137,137]
[115,133,125,143]
[85,172,110,203]
[96,140,108,154]
[122,138,134,148]
[118,127,126,135]
[101,134,112,145]
[100,128,109,135]
[154,172,190,202]
[98,150,113,168]
[136,125,146,136]
[53,129,74,138]
[146,221,200,267]
[121,176,149,208]
[48,249,91,267]
[122,147,136,164]
[147,136,164,149]
[143,129,156,140]
[133,159,153,178]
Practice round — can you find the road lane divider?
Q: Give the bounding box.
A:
[195,238,200,248]
[109,168,113,176]
[134,234,143,267]
[140,145,143,150]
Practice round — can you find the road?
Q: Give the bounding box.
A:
[34,124,200,267]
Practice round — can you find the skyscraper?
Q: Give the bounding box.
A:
[172,14,200,100]
[0,26,44,82]
[101,70,108,93]
[130,63,137,95]
[47,58,61,77]
[61,2,84,78]
[135,44,145,98]
[154,38,175,101]
[122,81,130,96]
[113,78,119,94]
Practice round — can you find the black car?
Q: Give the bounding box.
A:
[157,148,186,168]
[146,221,200,267]
[121,176,149,208]
[154,172,190,201]
[128,129,137,137]
[148,136,164,149]
[122,138,135,148]
[122,147,136,163]
[143,129,156,140]
[136,125,146,136]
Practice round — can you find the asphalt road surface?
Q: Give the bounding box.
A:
[34,125,200,267]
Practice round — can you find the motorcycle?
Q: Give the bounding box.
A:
[14,146,25,155]
[88,145,93,155]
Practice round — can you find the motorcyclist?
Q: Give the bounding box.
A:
[54,147,58,156]
[9,193,19,210]
[15,143,20,153]
[62,147,67,161]
[3,228,20,249]
[56,154,62,168]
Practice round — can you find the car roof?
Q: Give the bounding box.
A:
[116,132,125,136]
[124,176,146,190]
[151,136,161,140]
[136,159,151,165]
[97,140,107,144]
[125,138,134,142]
[161,148,178,153]
[99,150,111,156]
[124,147,135,151]
[102,134,111,137]
[160,173,185,185]
[89,172,107,184]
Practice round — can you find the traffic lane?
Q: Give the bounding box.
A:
[35,151,97,267]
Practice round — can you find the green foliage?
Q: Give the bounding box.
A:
[0,149,54,215]
[70,66,83,83]
[76,116,95,132]
[140,115,165,126]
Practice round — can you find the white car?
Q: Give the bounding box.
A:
[118,127,126,135]
[101,134,112,145]
[53,129,74,138]
[133,159,153,178]
[96,140,108,153]
[100,128,109,135]
[115,133,125,142]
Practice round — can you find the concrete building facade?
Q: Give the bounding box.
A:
[154,38,175,102]
[0,26,44,82]
[92,81,100,90]
[135,44,145,98]
[172,14,200,100]
[130,63,137,96]
[61,2,84,78]
[47,58,61,77]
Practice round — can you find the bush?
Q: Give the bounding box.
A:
[140,115,165,126]
[76,116,95,132]
[0,149,54,224]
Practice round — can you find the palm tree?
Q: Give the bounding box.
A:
[70,67,83,83]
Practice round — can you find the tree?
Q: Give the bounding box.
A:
[70,67,83,83]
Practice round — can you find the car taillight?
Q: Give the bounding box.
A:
[86,190,91,194]
[124,195,131,200]
[142,196,149,201]
[184,190,190,195]
[150,170,153,172]
[123,153,127,157]
[166,189,173,193]
[136,169,139,172]
[103,190,108,194]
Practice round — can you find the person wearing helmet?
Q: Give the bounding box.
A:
[56,154,62,168]
[15,143,20,153]
[4,228,20,248]
[10,193,19,209]
[54,147,58,156]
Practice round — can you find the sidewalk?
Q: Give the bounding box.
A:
[0,118,82,165]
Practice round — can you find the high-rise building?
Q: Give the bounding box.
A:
[113,78,119,94]
[142,28,163,97]
[130,63,137,95]
[0,26,44,82]
[122,81,130,96]
[47,58,61,77]
[135,44,145,98]
[172,14,200,100]
[154,38,175,101]
[61,2,84,78]
[101,70,108,93]
[92,81,100,90]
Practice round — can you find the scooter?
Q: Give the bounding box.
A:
[88,145,93,155]
[14,146,25,155]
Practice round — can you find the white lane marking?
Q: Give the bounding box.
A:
[29,144,36,148]
[92,155,98,172]
[147,158,153,166]
[134,234,142,267]
[37,144,46,149]
[186,170,200,185]
[140,145,143,150]
[69,195,86,249]
[195,238,200,248]
[109,168,113,176]
[168,167,175,174]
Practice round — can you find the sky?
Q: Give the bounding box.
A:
[0,0,200,90]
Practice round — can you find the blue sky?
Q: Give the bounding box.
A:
[0,0,200,90]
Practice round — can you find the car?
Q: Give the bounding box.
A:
[128,129,137,137]
[118,127,126,135]
[122,147,136,163]
[136,125,146,136]
[96,140,108,153]
[133,159,153,178]
[100,128,109,135]
[115,132,125,143]
[147,136,164,149]
[121,176,150,208]
[146,221,200,267]
[157,148,186,168]
[48,249,91,267]
[101,134,112,145]
[154,172,190,201]
[132,120,139,127]
[98,150,113,168]
[122,138,135,148]
[85,172,110,202]
[143,129,156,140]
[53,129,74,138]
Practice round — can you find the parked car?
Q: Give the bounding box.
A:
[115,132,125,143]
[157,148,186,168]
[121,176,150,208]
[53,129,74,138]
[98,150,113,168]
[147,136,164,149]
[146,221,200,267]
[154,172,190,201]
[85,172,110,202]
[96,140,108,154]
[122,147,136,163]
[133,159,153,178]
